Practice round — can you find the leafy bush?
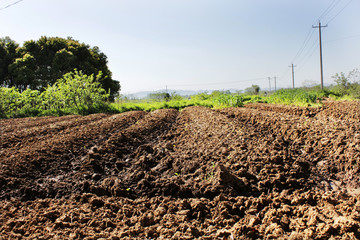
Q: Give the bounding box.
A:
[0,70,112,118]
[0,87,21,118]
[43,70,110,114]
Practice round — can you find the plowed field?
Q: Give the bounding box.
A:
[1,101,360,239]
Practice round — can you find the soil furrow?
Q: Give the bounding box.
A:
[0,111,146,200]
[220,107,360,195]
[0,113,108,152]
[0,115,79,134]
[79,109,179,198]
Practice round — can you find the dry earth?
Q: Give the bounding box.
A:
[0,100,360,239]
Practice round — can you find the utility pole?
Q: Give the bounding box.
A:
[274,76,277,92]
[312,21,328,89]
[268,77,271,92]
[289,64,296,88]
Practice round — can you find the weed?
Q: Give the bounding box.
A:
[205,162,216,181]
[206,171,215,181]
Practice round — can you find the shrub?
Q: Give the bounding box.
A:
[0,69,112,118]
[41,70,110,115]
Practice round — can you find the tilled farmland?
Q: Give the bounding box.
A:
[1,101,360,239]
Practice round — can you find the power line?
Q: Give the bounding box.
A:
[278,68,290,83]
[284,1,339,86]
[326,0,354,24]
[291,28,316,64]
[318,0,343,21]
[326,34,360,43]
[291,0,344,65]
[284,0,353,88]
[296,38,319,70]
[0,0,24,11]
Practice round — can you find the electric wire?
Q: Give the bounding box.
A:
[0,0,24,11]
[283,0,354,87]
[326,0,354,24]
[277,68,291,83]
[296,37,319,69]
[291,27,316,64]
[297,44,319,72]
[281,1,339,86]
[326,34,360,43]
[318,0,343,21]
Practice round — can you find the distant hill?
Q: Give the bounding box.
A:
[123,89,242,99]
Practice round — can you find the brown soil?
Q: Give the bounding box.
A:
[1,101,360,239]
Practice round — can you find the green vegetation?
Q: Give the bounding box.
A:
[0,36,120,100]
[0,70,115,118]
[330,69,360,99]
[112,90,244,113]
[1,66,359,119]
[113,88,326,112]
[245,84,260,95]
[264,88,325,106]
[113,69,360,112]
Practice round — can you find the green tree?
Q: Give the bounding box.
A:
[0,37,19,88]
[8,53,37,91]
[333,72,350,90]
[6,36,120,100]
[332,69,360,98]
[245,85,260,95]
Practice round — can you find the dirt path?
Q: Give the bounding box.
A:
[0,101,359,239]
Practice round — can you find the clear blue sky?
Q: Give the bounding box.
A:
[1,0,359,94]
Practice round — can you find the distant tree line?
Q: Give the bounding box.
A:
[0,36,120,100]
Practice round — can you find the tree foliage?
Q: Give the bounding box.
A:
[0,36,120,100]
[0,37,18,88]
